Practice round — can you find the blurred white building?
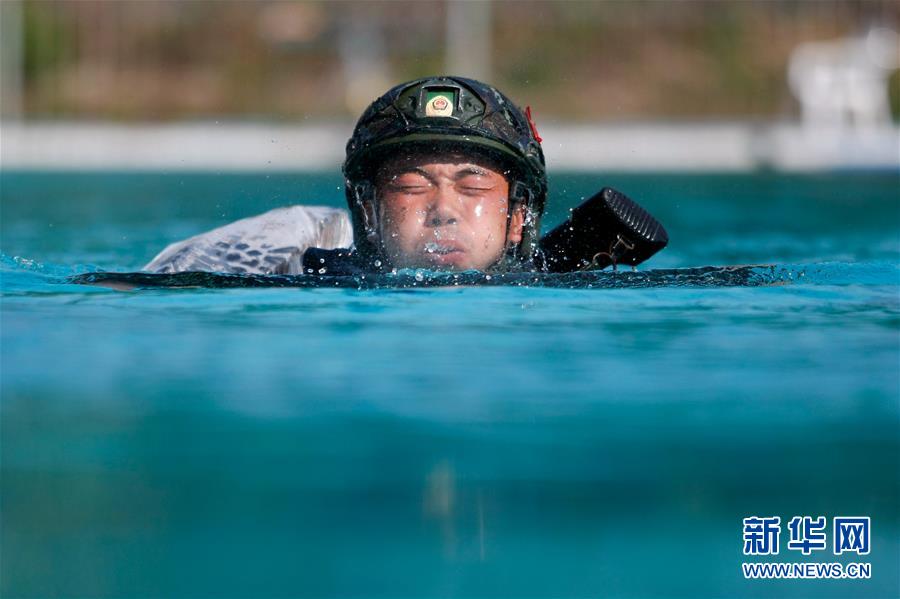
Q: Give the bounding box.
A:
[789,27,899,129]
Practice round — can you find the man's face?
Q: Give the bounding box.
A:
[374,153,523,271]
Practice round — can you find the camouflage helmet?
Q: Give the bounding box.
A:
[343,76,547,266]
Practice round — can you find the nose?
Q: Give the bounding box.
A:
[425,185,462,227]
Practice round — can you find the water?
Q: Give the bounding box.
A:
[2,171,898,598]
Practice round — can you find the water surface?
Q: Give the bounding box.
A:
[2,171,898,598]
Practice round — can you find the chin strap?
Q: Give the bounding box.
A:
[507,181,535,258]
[495,180,535,272]
[352,181,380,245]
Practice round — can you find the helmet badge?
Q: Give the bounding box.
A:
[425,91,454,117]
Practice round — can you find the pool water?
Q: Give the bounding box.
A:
[2,171,898,598]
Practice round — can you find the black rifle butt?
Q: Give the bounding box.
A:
[537,187,668,272]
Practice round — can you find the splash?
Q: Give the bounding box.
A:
[2,252,894,293]
[66,264,831,291]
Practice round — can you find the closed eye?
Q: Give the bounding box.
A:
[388,183,430,194]
[458,185,494,195]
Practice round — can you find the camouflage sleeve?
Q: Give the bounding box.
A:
[143,205,353,275]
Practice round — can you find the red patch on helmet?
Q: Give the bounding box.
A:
[525,106,542,144]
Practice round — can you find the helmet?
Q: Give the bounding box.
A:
[343,76,547,267]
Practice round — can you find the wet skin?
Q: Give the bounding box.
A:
[374,154,524,271]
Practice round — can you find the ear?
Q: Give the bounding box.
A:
[506,203,526,245]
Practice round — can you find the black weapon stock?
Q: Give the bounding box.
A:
[537,187,668,272]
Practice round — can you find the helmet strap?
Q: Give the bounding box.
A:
[352,181,380,244]
[505,181,533,258]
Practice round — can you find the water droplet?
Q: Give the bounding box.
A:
[317,268,326,274]
[415,271,424,282]
[374,259,382,267]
